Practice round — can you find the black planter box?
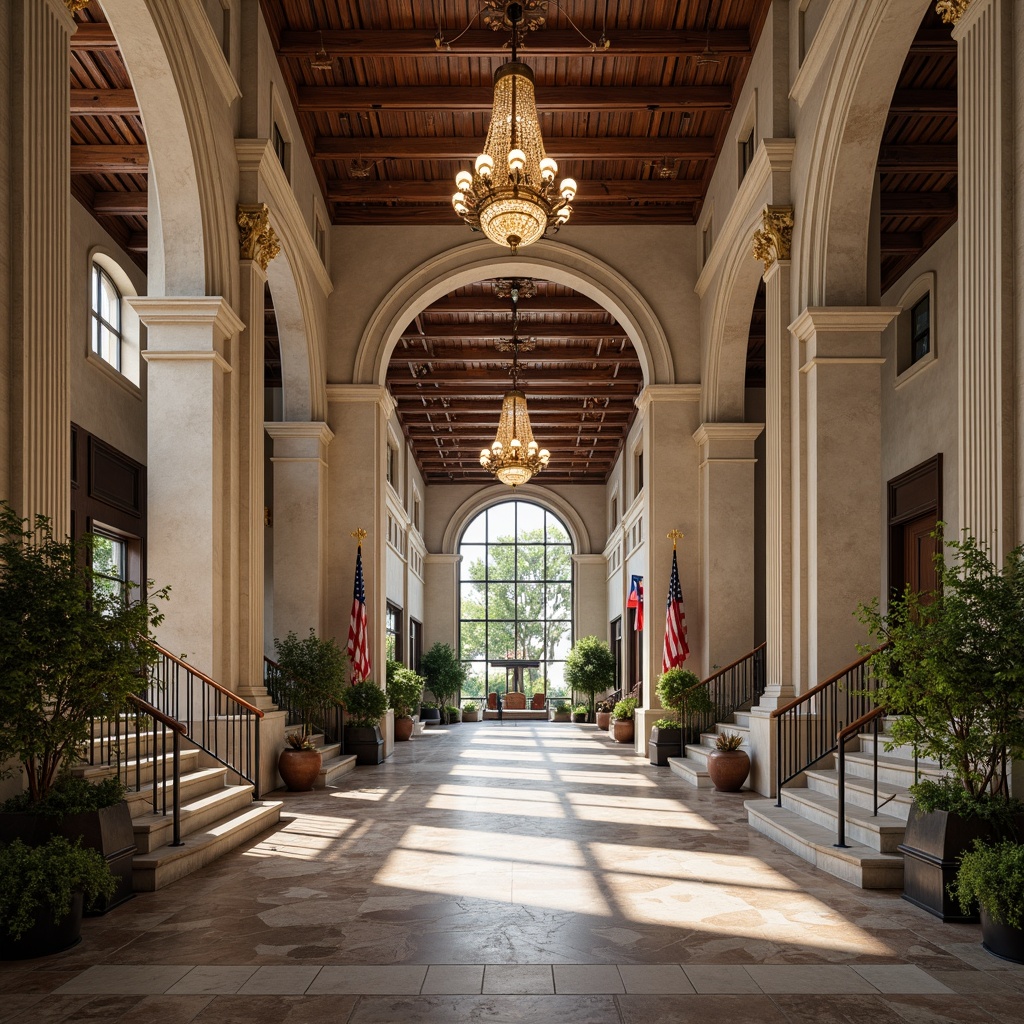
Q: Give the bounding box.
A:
[419,707,441,725]
[345,726,384,765]
[0,892,84,960]
[981,908,1024,964]
[649,726,682,766]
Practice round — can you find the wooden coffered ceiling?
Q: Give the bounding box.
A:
[67,1,958,485]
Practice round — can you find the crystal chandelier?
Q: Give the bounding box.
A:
[480,284,550,487]
[452,2,577,253]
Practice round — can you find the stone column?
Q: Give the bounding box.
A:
[265,421,334,645]
[632,385,702,756]
[423,554,462,650]
[134,298,244,682]
[3,0,74,531]
[572,554,608,642]
[693,423,764,671]
[790,307,898,687]
[235,205,279,699]
[939,0,1016,557]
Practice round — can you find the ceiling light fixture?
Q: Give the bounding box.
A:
[309,31,333,71]
[479,290,549,487]
[452,2,577,253]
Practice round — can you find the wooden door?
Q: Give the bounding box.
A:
[903,512,939,597]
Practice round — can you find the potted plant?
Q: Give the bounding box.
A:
[951,839,1024,964]
[611,697,637,743]
[419,701,441,726]
[462,702,480,722]
[386,660,425,742]
[653,668,713,763]
[444,704,462,725]
[571,703,589,723]
[273,629,347,790]
[339,680,390,765]
[595,699,615,731]
[0,835,116,959]
[565,635,616,723]
[0,503,168,914]
[859,531,1024,920]
[648,718,682,766]
[421,642,467,724]
[550,700,571,722]
[706,732,750,791]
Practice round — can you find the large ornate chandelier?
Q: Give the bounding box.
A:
[480,283,550,487]
[452,2,577,253]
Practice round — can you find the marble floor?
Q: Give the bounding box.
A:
[3,721,1023,1022]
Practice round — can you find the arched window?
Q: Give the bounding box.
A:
[91,262,123,372]
[459,500,573,702]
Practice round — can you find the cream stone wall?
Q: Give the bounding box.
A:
[70,200,148,465]
[0,9,10,503]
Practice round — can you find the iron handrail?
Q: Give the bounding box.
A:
[264,656,345,750]
[771,644,889,806]
[680,642,767,747]
[834,706,885,848]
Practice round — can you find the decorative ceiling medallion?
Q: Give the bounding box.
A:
[482,1,548,37]
[493,278,538,301]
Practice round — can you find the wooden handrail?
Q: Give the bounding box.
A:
[127,693,188,735]
[150,641,265,717]
[769,644,889,719]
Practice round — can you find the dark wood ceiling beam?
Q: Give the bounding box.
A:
[414,435,623,449]
[71,145,149,173]
[70,89,139,115]
[327,178,705,203]
[888,88,957,115]
[392,366,643,385]
[390,346,636,365]
[389,379,642,395]
[70,22,118,49]
[398,324,627,341]
[881,231,924,254]
[91,190,148,215]
[396,402,633,416]
[908,28,957,54]
[877,145,957,173]
[278,28,753,59]
[299,85,732,113]
[880,191,957,216]
[315,136,717,161]
[125,232,148,253]
[422,296,606,314]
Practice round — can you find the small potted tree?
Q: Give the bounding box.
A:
[274,629,347,790]
[340,680,390,764]
[652,668,712,766]
[386,660,424,742]
[611,697,637,743]
[860,531,1024,920]
[565,635,616,723]
[0,502,168,913]
[571,703,589,723]
[951,839,1024,964]
[421,642,466,724]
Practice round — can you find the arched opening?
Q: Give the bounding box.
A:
[458,500,574,706]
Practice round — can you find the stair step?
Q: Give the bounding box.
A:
[132,800,283,891]
[842,751,947,788]
[855,734,944,767]
[745,798,904,889]
[124,766,229,818]
[317,754,357,788]
[805,767,915,822]
[699,727,749,749]
[73,748,203,788]
[131,783,255,852]
[667,756,713,788]
[780,787,907,852]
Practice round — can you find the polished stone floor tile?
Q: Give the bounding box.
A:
[306,965,427,994]
[744,965,878,994]
[53,964,193,994]
[853,964,953,994]
[617,964,694,994]
[109,995,215,1024]
[235,965,324,994]
[482,964,555,993]
[192,994,358,1024]
[419,964,484,994]
[165,966,258,994]
[770,993,910,1023]
[879,994,1000,1023]
[617,993,790,1024]
[684,963,762,993]
[553,964,625,993]
[348,994,621,1024]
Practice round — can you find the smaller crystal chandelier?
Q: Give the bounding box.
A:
[479,289,550,487]
[452,2,577,253]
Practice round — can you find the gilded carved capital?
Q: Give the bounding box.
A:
[236,203,280,271]
[65,0,92,13]
[751,205,794,272]
[935,0,971,25]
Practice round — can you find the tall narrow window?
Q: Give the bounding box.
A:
[409,617,423,672]
[610,616,623,691]
[385,601,403,661]
[386,443,396,487]
[739,128,755,181]
[910,294,930,365]
[272,122,289,179]
[92,532,128,607]
[91,263,122,372]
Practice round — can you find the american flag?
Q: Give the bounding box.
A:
[626,574,644,631]
[347,544,371,683]
[662,549,689,671]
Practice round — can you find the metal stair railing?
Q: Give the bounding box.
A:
[683,643,767,747]
[264,656,344,749]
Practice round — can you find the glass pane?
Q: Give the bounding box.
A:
[516,502,544,537]
[487,502,516,542]
[545,661,567,695]
[487,544,515,581]
[461,513,486,544]
[516,621,545,659]
[545,511,569,545]
[522,667,545,695]
[459,544,487,581]
[484,581,514,621]
[517,582,545,620]
[516,544,546,580]
[546,544,572,581]
[912,297,929,335]
[487,620,515,659]
[546,581,572,619]
[461,668,485,699]
[548,625,572,661]
[460,621,487,660]
[460,581,486,618]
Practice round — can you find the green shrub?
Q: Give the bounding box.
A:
[656,668,711,731]
[386,662,425,719]
[565,636,616,715]
[340,680,389,727]
[273,629,347,740]
[572,704,588,715]
[462,702,478,713]
[1,775,125,817]
[0,836,116,941]
[654,718,679,730]
[613,697,637,721]
[951,839,1024,928]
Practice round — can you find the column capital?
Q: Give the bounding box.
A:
[128,296,245,342]
[789,306,900,342]
[635,384,701,413]
[571,554,607,567]
[935,0,971,26]
[264,421,335,446]
[752,205,794,273]
[237,204,280,271]
[693,422,765,453]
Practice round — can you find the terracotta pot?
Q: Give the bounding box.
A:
[394,716,414,741]
[462,710,480,722]
[278,748,322,791]
[596,711,611,731]
[611,718,634,744]
[706,748,750,792]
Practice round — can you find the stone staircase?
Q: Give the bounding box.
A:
[75,727,283,892]
[307,730,358,788]
[744,718,946,889]
[667,710,753,788]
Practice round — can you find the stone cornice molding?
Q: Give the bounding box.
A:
[424,553,463,565]
[237,204,281,272]
[128,296,245,340]
[635,384,702,413]
[325,383,396,421]
[789,0,851,106]
[936,0,971,25]
[264,421,335,446]
[693,422,765,448]
[142,350,232,373]
[179,0,241,107]
[572,554,607,565]
[789,306,900,341]
[752,206,794,273]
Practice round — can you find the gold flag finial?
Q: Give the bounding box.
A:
[351,527,367,545]
[667,529,684,550]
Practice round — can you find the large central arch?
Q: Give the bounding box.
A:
[353,238,674,389]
